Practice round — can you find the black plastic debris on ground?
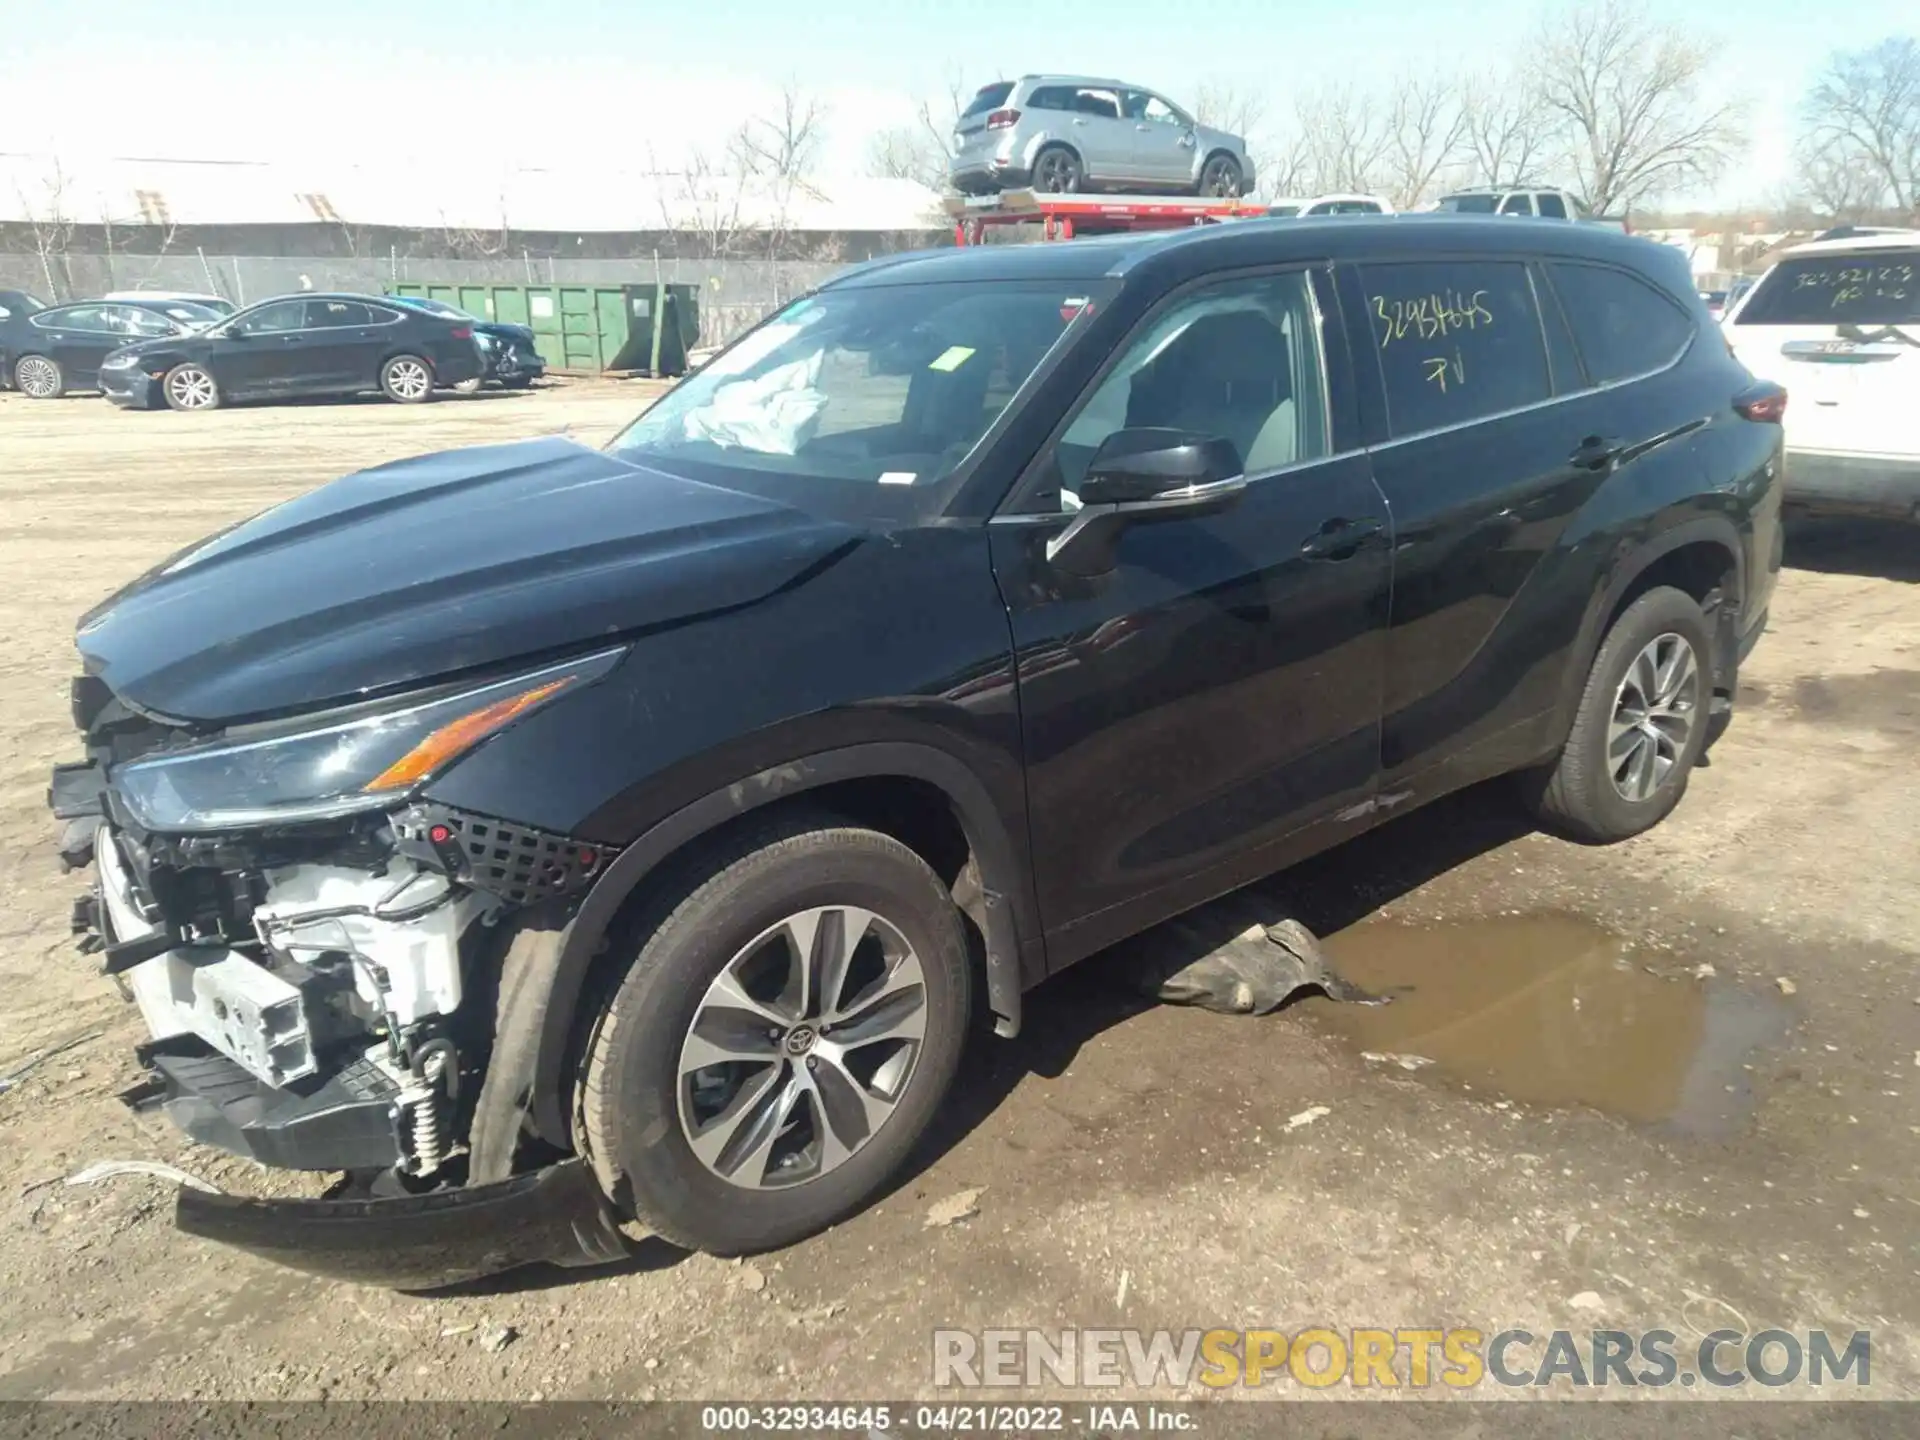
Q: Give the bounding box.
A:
[1117,909,1384,1015]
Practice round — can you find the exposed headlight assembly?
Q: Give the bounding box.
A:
[113,647,624,833]
[102,352,142,369]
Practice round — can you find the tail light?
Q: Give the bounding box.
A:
[1735,384,1787,423]
[986,108,1021,130]
[450,325,474,340]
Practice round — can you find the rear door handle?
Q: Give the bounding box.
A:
[1300,516,1384,560]
[1570,435,1625,470]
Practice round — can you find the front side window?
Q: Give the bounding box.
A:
[1040,271,1330,509]
[118,307,180,337]
[1547,262,1693,384]
[1125,91,1186,125]
[1360,260,1551,437]
[1733,251,1919,327]
[232,300,306,335]
[607,280,1100,514]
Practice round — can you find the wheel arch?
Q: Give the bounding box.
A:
[1549,515,1745,747]
[471,742,1038,1174]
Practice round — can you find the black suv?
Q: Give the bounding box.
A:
[49,216,1784,1287]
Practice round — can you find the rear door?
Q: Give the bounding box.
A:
[1065,86,1134,183]
[1344,254,1647,790]
[27,305,118,384]
[301,299,381,392]
[1724,245,1920,464]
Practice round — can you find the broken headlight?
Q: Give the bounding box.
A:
[113,647,624,833]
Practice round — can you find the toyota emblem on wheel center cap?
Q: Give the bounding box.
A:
[783,1025,818,1056]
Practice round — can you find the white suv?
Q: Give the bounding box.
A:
[1723,232,1920,520]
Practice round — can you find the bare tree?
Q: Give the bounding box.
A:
[1798,37,1920,217]
[866,69,977,191]
[1381,73,1469,208]
[1460,72,1553,188]
[14,158,77,300]
[1531,0,1744,213]
[1293,85,1392,195]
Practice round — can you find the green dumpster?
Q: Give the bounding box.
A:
[390,282,700,378]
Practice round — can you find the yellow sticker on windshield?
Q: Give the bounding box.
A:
[928,346,976,372]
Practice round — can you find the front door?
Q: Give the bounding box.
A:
[216,299,309,398]
[1122,90,1197,188]
[989,268,1392,965]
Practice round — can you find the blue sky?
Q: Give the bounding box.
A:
[4,0,1915,208]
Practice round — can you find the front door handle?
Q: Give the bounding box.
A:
[1300,516,1383,560]
[1570,435,1625,471]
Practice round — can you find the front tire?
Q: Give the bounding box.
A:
[162,363,220,411]
[12,354,64,399]
[579,813,972,1254]
[381,354,435,403]
[1522,586,1714,842]
[1196,152,1244,197]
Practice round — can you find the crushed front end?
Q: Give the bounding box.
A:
[49,654,632,1288]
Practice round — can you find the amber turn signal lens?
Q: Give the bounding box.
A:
[363,676,573,792]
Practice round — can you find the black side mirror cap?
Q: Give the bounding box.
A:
[1078,428,1244,507]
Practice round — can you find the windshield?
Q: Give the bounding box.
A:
[606,279,1103,513]
[1437,194,1500,213]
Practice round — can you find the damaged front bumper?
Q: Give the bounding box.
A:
[51,746,625,1287]
[175,1158,631,1290]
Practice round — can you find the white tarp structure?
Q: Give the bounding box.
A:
[0,153,944,235]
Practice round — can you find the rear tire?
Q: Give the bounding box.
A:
[161,363,220,411]
[451,375,485,394]
[12,354,63,399]
[381,354,435,403]
[579,812,972,1255]
[1031,144,1083,194]
[1521,586,1714,843]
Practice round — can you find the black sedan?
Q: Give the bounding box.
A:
[97,293,487,411]
[385,294,547,390]
[3,298,221,398]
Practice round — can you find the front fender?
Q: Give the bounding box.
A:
[465,742,1040,1178]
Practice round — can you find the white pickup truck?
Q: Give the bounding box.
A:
[1432,188,1630,230]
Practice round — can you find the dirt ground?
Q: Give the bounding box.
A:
[1,381,1917,1404]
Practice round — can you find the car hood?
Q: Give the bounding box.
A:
[76,435,860,723]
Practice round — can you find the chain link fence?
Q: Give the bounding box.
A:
[0,252,847,346]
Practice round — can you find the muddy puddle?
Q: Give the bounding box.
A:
[1303,914,1792,1138]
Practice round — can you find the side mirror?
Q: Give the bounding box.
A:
[1078,428,1244,507]
[1048,428,1246,572]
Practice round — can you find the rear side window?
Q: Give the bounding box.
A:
[1734,252,1919,326]
[1547,262,1694,384]
[1360,260,1552,437]
[1026,86,1073,111]
[1536,193,1568,219]
[963,83,1014,118]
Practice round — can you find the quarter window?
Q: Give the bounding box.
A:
[1359,260,1551,437]
[1043,272,1330,509]
[34,306,109,332]
[1546,262,1694,383]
